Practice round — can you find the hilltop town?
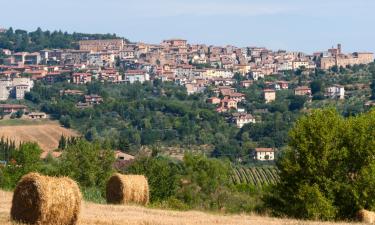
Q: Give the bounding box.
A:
[0,26,374,118]
[0,21,375,224]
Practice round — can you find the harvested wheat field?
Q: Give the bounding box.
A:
[0,190,366,225]
[0,120,78,157]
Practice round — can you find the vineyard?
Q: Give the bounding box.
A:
[231,166,279,186]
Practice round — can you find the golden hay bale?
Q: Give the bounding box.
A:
[11,172,82,225]
[357,209,375,224]
[106,173,149,206]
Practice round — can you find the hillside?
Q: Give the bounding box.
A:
[0,120,78,157]
[0,190,365,225]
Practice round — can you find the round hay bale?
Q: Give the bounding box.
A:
[106,173,149,205]
[11,172,82,225]
[357,209,375,224]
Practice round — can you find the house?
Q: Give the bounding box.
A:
[240,80,253,88]
[28,112,47,119]
[294,86,312,96]
[0,104,27,114]
[0,81,11,100]
[227,92,246,103]
[76,102,92,109]
[15,85,29,100]
[72,73,92,84]
[263,89,276,103]
[326,85,345,100]
[185,83,205,95]
[250,70,264,81]
[217,97,237,112]
[124,70,150,84]
[254,148,275,161]
[99,70,122,83]
[207,97,221,104]
[60,89,84,96]
[214,86,236,96]
[114,151,135,161]
[84,94,103,105]
[113,151,136,170]
[232,113,256,128]
[277,81,289,90]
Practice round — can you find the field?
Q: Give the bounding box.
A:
[232,166,279,186]
[0,190,364,225]
[0,119,78,157]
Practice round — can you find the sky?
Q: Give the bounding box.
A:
[1,0,375,53]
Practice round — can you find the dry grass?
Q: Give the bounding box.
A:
[106,173,149,206]
[11,173,81,225]
[0,121,78,156]
[0,189,366,225]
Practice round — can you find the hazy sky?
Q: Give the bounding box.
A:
[1,0,375,53]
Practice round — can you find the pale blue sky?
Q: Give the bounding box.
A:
[1,0,375,53]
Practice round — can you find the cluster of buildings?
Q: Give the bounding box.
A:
[316,44,374,70]
[0,38,371,104]
[0,77,33,100]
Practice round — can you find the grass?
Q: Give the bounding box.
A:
[81,186,106,204]
[0,118,56,126]
[0,189,367,225]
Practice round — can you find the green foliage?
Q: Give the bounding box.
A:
[58,139,115,189]
[81,186,106,204]
[0,142,42,188]
[266,109,375,220]
[371,79,375,100]
[294,184,337,220]
[310,79,324,95]
[126,156,182,202]
[231,166,279,186]
[125,153,262,212]
[0,27,126,52]
[288,95,308,111]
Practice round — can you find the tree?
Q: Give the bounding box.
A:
[58,140,115,189]
[58,134,67,150]
[15,110,24,118]
[370,79,375,100]
[1,142,42,188]
[310,80,323,95]
[126,156,182,202]
[266,109,375,220]
[288,95,307,111]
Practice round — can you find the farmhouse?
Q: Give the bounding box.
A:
[231,113,256,128]
[254,148,275,161]
[294,86,312,96]
[84,94,103,105]
[28,112,47,119]
[0,104,27,114]
[263,89,276,103]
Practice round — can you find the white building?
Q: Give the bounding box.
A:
[326,85,345,100]
[15,85,29,100]
[254,148,275,161]
[0,81,10,100]
[0,78,33,100]
[250,70,264,81]
[125,70,150,84]
[232,113,256,128]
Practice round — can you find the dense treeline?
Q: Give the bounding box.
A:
[0,27,127,52]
